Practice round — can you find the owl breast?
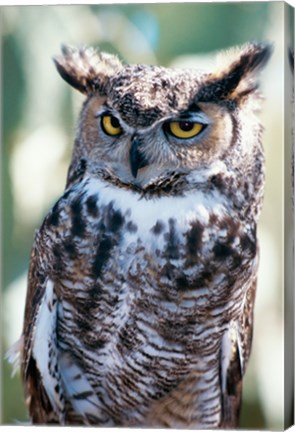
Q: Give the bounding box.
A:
[42,174,257,426]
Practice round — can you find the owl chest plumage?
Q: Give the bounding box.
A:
[31,174,257,426]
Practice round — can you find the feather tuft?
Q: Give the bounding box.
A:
[5,336,24,377]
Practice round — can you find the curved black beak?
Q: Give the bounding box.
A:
[129,136,149,178]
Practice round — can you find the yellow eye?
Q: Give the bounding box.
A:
[101,115,122,136]
[168,121,204,139]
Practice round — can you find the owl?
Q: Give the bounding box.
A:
[14,42,272,427]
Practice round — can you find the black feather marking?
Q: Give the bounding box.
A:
[163,218,180,260]
[108,209,125,233]
[86,194,99,217]
[46,202,60,227]
[186,221,204,256]
[213,242,232,259]
[92,236,114,278]
[151,220,165,235]
[70,197,86,237]
[63,239,77,259]
[126,221,138,233]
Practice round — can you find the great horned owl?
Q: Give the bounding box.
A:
[16,42,272,427]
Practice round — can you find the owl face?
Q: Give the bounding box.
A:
[54,44,272,187]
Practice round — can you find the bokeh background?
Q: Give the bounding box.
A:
[1,2,294,428]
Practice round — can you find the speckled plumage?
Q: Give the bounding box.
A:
[17,42,271,427]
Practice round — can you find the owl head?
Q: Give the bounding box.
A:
[54,43,272,190]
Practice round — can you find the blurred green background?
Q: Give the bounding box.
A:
[1,2,294,428]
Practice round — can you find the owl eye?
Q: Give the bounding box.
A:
[167,121,205,139]
[101,115,122,136]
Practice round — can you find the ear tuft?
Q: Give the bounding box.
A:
[196,42,273,105]
[215,42,273,79]
[53,45,123,95]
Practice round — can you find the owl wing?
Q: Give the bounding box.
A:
[21,231,66,423]
[21,184,102,424]
[219,278,257,428]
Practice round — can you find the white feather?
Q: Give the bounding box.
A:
[58,351,102,423]
[5,336,24,377]
[32,279,65,422]
[220,322,240,393]
[85,176,227,238]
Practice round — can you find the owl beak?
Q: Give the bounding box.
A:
[129,136,149,178]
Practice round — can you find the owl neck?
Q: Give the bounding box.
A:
[99,169,190,198]
[67,157,228,200]
[66,157,190,197]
